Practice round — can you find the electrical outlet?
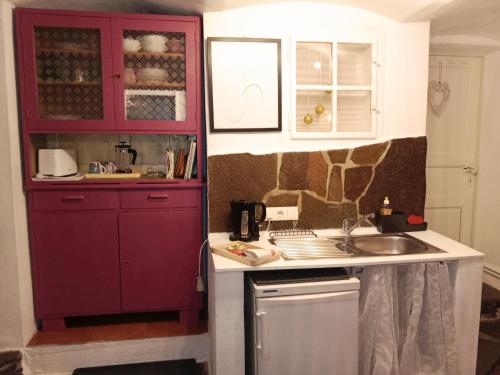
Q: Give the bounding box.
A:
[287,206,299,221]
[266,206,299,221]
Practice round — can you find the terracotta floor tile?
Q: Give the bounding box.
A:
[87,323,148,343]
[28,326,91,347]
[28,316,207,347]
[146,320,207,338]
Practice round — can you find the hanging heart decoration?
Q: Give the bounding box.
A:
[428,81,450,117]
[428,61,451,117]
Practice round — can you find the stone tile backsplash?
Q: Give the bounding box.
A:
[208,136,427,232]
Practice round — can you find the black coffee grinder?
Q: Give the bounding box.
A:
[229,200,267,242]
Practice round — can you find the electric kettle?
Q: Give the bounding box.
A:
[115,141,137,173]
[229,200,267,242]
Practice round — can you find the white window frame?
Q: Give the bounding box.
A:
[290,34,380,139]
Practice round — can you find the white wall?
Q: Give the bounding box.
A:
[204,2,430,156]
[474,49,500,290]
[0,0,37,349]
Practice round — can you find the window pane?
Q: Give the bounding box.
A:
[296,90,332,132]
[338,43,372,86]
[337,91,371,132]
[296,42,332,85]
[123,30,186,121]
[34,26,103,119]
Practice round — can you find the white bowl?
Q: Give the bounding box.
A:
[141,34,167,53]
[136,68,168,81]
[123,38,141,53]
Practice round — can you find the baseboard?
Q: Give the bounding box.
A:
[483,263,500,291]
[23,333,209,375]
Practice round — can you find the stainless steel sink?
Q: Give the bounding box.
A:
[331,233,445,256]
[270,233,445,260]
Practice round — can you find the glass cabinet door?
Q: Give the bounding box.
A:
[20,14,114,130]
[294,42,334,135]
[111,19,197,132]
[336,43,374,133]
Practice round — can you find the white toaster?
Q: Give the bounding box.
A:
[38,149,78,177]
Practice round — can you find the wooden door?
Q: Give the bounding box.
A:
[32,211,121,317]
[119,209,201,312]
[18,12,114,131]
[425,56,482,245]
[111,18,198,132]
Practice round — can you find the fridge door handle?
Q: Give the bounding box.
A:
[256,311,269,360]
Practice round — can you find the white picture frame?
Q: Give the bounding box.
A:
[207,37,282,132]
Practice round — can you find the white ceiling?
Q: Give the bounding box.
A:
[430,0,500,41]
[10,0,500,41]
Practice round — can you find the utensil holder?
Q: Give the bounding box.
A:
[375,211,428,233]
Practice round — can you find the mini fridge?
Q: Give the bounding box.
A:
[246,269,360,375]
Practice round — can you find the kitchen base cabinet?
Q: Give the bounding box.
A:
[32,212,122,323]
[119,210,202,314]
[29,187,203,330]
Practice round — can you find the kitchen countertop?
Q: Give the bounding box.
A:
[209,227,484,272]
[208,227,484,375]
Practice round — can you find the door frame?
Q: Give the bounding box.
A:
[425,54,484,246]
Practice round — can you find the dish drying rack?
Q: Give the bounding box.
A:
[267,220,317,240]
[266,221,353,260]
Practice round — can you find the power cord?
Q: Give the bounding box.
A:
[196,238,209,293]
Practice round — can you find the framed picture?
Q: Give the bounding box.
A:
[207,37,282,132]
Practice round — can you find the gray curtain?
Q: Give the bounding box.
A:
[359,263,459,375]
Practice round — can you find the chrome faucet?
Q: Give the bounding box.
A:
[342,213,375,239]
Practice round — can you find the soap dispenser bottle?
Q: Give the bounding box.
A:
[380,196,393,215]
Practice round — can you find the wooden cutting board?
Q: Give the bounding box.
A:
[211,241,281,266]
[84,173,142,179]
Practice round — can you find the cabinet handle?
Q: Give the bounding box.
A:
[112,74,121,79]
[62,195,84,201]
[256,312,268,359]
[148,194,168,200]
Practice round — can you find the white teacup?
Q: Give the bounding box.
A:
[123,37,141,53]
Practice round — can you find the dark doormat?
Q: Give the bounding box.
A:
[73,359,197,375]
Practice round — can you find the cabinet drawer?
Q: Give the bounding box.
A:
[32,191,119,211]
[120,189,199,209]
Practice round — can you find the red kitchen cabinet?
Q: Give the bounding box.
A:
[32,211,121,330]
[119,209,202,322]
[18,13,115,131]
[111,18,199,132]
[16,8,201,133]
[29,187,203,329]
[16,8,205,330]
